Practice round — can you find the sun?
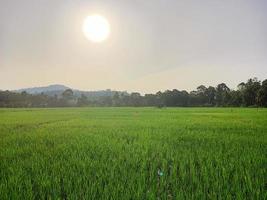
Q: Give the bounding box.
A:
[83,15,110,43]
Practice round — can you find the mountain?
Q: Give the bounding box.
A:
[14,84,128,98]
[16,84,70,94]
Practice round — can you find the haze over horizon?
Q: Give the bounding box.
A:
[1,0,267,93]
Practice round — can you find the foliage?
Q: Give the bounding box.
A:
[0,77,266,107]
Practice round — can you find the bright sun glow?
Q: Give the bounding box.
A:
[83,15,110,42]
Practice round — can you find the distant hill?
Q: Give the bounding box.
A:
[14,84,128,99]
[16,84,70,94]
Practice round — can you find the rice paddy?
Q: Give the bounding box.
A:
[0,107,266,199]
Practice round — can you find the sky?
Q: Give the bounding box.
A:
[0,0,267,93]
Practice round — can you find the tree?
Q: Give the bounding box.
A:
[257,79,267,107]
[129,92,142,106]
[215,83,230,106]
[242,78,261,106]
[206,86,216,105]
[238,82,246,91]
[62,89,74,100]
[228,90,242,106]
[144,94,157,106]
[112,92,120,106]
[0,77,266,108]
[77,94,89,106]
[61,89,75,106]
[155,91,164,108]
[196,85,208,105]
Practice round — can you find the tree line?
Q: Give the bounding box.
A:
[0,77,266,108]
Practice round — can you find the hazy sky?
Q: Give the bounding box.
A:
[1,0,266,93]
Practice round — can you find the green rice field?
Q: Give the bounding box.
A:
[0,108,266,199]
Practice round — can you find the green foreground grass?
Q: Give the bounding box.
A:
[0,107,266,199]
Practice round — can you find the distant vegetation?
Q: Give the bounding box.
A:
[0,77,266,107]
[14,84,127,99]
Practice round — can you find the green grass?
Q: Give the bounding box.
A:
[0,108,266,199]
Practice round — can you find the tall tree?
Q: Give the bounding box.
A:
[196,85,208,105]
[206,86,216,106]
[242,78,261,106]
[257,79,267,107]
[215,83,230,106]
